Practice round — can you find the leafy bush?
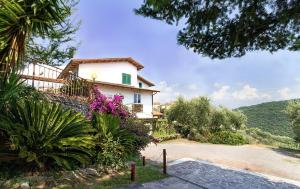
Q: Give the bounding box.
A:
[209,131,248,145]
[123,119,151,152]
[172,121,190,137]
[85,86,151,169]
[96,135,127,169]
[152,119,178,141]
[154,119,175,133]
[166,96,247,144]
[92,114,136,168]
[286,100,300,141]
[0,100,95,170]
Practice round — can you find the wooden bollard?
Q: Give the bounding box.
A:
[142,156,146,166]
[163,149,167,174]
[131,162,136,182]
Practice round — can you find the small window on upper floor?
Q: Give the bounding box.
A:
[122,73,131,85]
[139,82,142,88]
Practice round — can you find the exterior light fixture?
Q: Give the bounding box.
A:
[91,72,97,83]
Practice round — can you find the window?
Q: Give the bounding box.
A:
[134,93,141,104]
[139,82,143,88]
[122,73,131,85]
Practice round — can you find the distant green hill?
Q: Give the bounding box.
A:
[236,100,295,138]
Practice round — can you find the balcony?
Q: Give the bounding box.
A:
[127,103,143,113]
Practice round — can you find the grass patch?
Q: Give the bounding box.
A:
[75,163,167,189]
[152,130,180,142]
[0,158,167,189]
[152,130,176,138]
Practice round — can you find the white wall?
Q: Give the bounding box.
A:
[138,90,153,118]
[96,85,153,118]
[78,62,138,86]
[137,79,151,89]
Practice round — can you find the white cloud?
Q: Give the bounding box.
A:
[154,81,205,103]
[232,85,259,100]
[154,81,181,103]
[209,84,273,108]
[154,80,299,108]
[210,84,271,102]
[278,87,291,99]
[211,85,230,100]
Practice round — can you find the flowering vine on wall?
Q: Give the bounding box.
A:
[88,86,130,120]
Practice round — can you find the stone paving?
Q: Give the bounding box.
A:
[125,160,300,189]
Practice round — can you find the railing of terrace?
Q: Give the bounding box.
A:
[18,63,92,98]
[18,63,92,114]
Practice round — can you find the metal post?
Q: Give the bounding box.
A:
[163,149,167,174]
[131,162,136,182]
[142,156,146,166]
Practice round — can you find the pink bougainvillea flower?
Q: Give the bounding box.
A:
[87,86,130,120]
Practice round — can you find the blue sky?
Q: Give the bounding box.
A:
[73,0,300,108]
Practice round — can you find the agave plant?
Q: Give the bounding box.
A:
[0,100,95,170]
[0,71,24,110]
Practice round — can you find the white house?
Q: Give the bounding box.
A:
[59,57,159,119]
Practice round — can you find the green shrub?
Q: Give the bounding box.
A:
[0,100,95,170]
[92,114,137,168]
[172,121,190,137]
[286,100,300,141]
[96,135,126,169]
[166,96,247,143]
[152,118,177,140]
[123,119,151,152]
[209,131,248,145]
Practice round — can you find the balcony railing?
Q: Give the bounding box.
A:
[126,103,143,114]
[18,63,91,98]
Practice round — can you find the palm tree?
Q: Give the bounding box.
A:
[0,0,69,76]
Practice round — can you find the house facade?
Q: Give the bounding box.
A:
[59,57,159,118]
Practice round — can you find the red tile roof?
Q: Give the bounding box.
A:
[137,75,155,87]
[58,57,144,79]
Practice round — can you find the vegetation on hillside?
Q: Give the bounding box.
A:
[239,128,300,150]
[237,100,294,138]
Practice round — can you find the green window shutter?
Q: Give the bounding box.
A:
[122,73,126,84]
[122,73,131,85]
[127,74,131,85]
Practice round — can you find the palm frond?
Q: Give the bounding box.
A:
[0,99,95,170]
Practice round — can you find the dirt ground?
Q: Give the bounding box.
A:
[141,139,300,182]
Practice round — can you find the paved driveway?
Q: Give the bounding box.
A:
[141,139,300,182]
[125,160,300,189]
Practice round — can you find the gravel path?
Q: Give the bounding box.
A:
[141,139,300,183]
[125,160,300,189]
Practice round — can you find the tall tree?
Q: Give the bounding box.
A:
[24,1,80,66]
[136,0,300,59]
[0,0,72,75]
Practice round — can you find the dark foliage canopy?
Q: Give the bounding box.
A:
[136,0,300,59]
